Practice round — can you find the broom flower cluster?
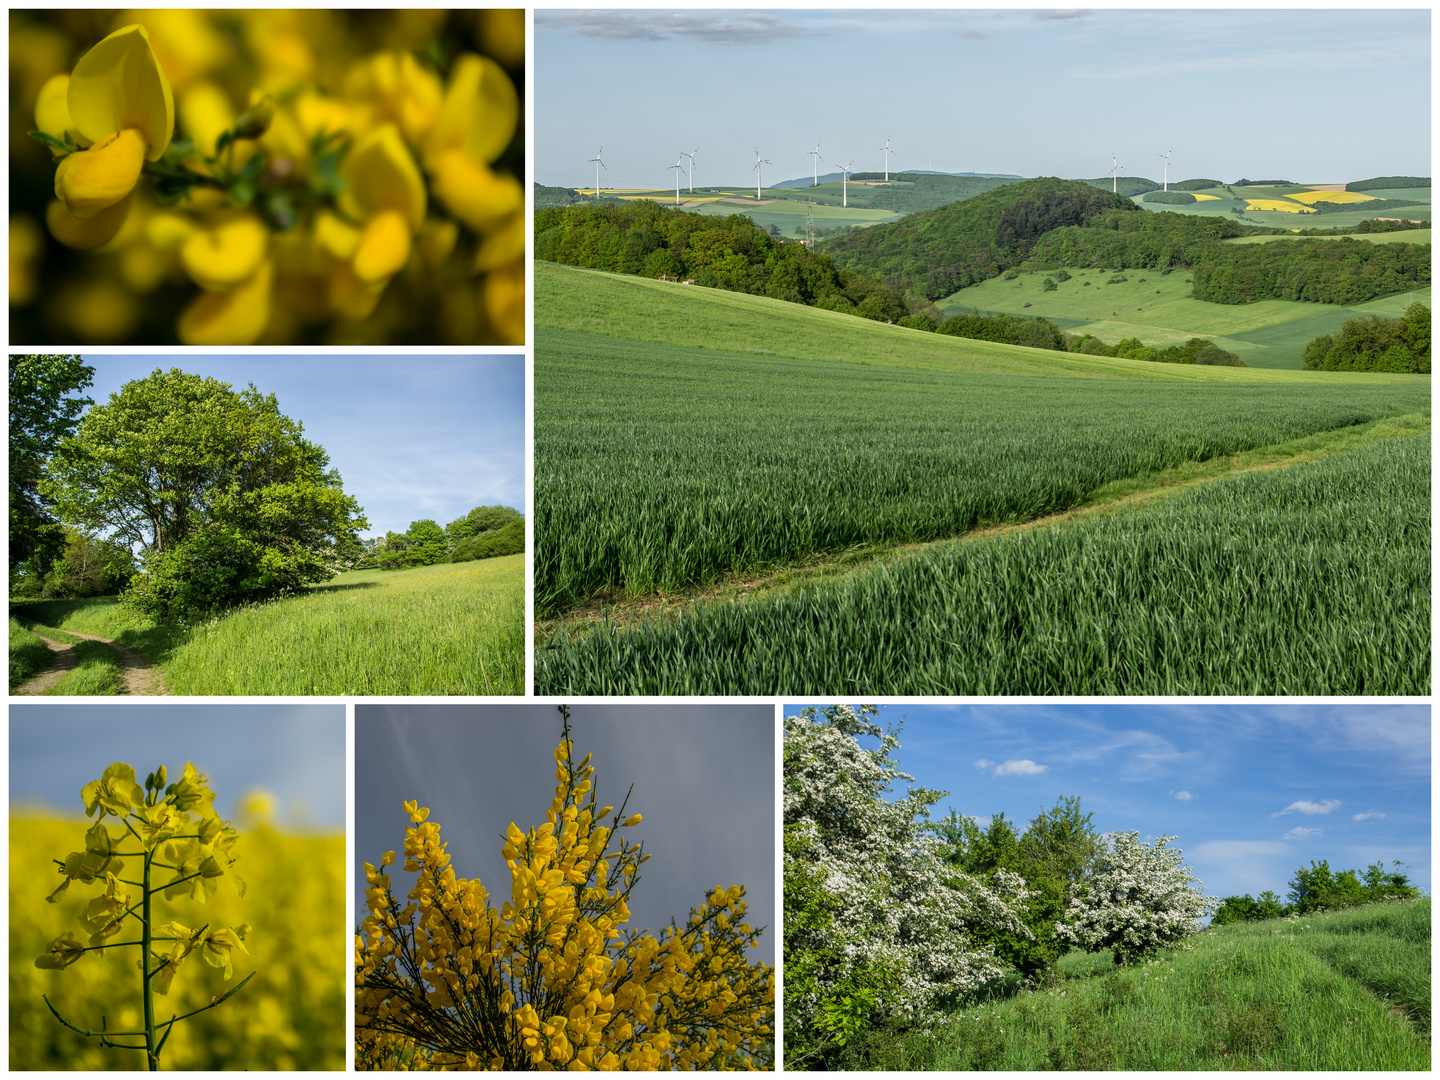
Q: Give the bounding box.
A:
[355,711,775,1070]
[16,10,524,345]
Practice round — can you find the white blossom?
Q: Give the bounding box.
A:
[784,706,1034,1028]
[1055,830,1217,964]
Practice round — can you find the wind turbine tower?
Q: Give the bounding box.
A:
[1109,152,1127,194]
[1158,147,1173,192]
[753,147,772,200]
[878,135,895,182]
[682,147,699,193]
[807,141,822,187]
[588,147,606,199]
[668,154,684,205]
[836,159,855,207]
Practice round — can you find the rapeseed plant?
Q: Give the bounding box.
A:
[34,761,253,1070]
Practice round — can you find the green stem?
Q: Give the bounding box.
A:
[142,850,157,1071]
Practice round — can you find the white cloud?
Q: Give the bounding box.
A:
[995,759,1047,777]
[1174,790,1194,801]
[1353,809,1386,821]
[1272,799,1341,817]
[1036,9,1092,21]
[535,11,816,46]
[974,758,993,770]
[1284,826,1323,840]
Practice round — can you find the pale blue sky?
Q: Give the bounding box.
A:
[538,8,1431,191]
[10,703,345,828]
[75,355,523,540]
[356,704,776,963]
[786,703,1430,903]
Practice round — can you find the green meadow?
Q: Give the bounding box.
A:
[1127,184,1432,230]
[10,556,524,696]
[828,899,1431,1071]
[938,267,1432,369]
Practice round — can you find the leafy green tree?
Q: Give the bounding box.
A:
[43,369,367,617]
[10,354,94,577]
[44,528,136,598]
[404,519,448,566]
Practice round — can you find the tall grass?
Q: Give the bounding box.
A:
[12,556,525,696]
[536,326,1428,616]
[44,640,125,696]
[821,899,1430,1071]
[9,618,54,691]
[537,432,1430,695]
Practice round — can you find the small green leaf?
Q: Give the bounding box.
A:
[228,179,255,208]
[28,130,71,152]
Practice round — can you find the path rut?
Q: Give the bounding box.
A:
[13,625,167,696]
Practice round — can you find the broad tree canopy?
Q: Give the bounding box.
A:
[43,368,367,614]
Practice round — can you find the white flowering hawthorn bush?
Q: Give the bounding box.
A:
[1055,830,1217,965]
[783,705,1033,1056]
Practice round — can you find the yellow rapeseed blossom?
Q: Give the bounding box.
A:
[355,715,774,1070]
[15,11,525,345]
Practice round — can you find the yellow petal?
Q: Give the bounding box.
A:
[353,209,412,284]
[425,53,517,168]
[67,24,174,161]
[473,212,525,273]
[430,149,522,233]
[181,216,268,291]
[178,80,234,156]
[145,209,199,250]
[419,217,459,267]
[177,259,273,345]
[45,194,134,250]
[34,74,81,155]
[54,129,145,219]
[483,262,524,344]
[313,210,361,260]
[327,260,385,321]
[338,124,426,230]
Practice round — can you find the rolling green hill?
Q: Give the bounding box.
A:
[820,177,1138,300]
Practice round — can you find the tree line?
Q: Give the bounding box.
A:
[1346,175,1430,192]
[1302,302,1430,373]
[1212,859,1421,925]
[535,201,913,323]
[1193,237,1430,305]
[357,505,523,571]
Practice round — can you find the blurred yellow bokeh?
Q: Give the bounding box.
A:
[10,9,525,345]
[11,815,346,1070]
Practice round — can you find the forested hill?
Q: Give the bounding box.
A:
[820,177,1138,300]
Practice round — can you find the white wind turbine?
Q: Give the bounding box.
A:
[588,147,605,199]
[1158,147,1174,191]
[753,147,772,199]
[836,159,855,207]
[807,141,822,187]
[1109,152,1127,194]
[668,154,684,205]
[878,135,895,182]
[682,147,699,193]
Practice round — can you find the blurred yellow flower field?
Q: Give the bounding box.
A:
[1286,189,1377,205]
[10,9,524,345]
[11,815,346,1070]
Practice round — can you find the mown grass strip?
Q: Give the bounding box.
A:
[536,433,1430,695]
[44,639,126,696]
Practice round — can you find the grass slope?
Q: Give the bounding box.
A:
[834,899,1430,1071]
[938,267,1432,369]
[537,261,1421,380]
[11,556,524,695]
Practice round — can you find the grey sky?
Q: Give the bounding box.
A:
[10,703,345,828]
[537,8,1430,190]
[73,355,524,541]
[356,704,776,963]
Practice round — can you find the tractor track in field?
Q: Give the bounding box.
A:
[13,623,167,696]
[538,415,1429,643]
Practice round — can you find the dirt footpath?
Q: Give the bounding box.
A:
[13,625,167,696]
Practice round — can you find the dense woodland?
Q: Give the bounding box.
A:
[1302,302,1431,373]
[1026,209,1253,271]
[535,201,912,321]
[1347,175,1430,192]
[359,505,524,571]
[821,178,1137,300]
[1193,238,1430,305]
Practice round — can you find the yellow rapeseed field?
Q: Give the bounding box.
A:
[1287,189,1377,205]
[1191,193,1222,201]
[11,816,345,1070]
[1245,198,1316,213]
